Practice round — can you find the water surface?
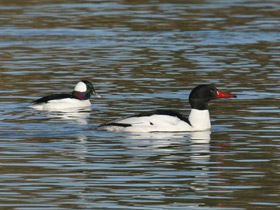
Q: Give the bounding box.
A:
[1,0,280,209]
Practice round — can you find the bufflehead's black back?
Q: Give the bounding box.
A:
[98,84,236,132]
[30,80,100,110]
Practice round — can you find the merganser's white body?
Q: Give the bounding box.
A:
[101,109,210,133]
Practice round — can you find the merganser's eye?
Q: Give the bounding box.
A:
[210,89,216,95]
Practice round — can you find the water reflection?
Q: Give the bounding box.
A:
[44,106,91,125]
[123,130,211,148]
[116,131,212,192]
[66,131,213,206]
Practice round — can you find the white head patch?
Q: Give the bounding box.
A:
[74,81,87,92]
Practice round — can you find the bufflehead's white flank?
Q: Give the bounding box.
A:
[98,84,236,132]
[30,80,100,110]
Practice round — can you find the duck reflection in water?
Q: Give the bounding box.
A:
[46,106,91,125]
[113,130,212,192]
[121,130,210,155]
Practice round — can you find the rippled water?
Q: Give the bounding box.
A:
[1,0,280,209]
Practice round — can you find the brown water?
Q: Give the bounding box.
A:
[1,0,280,209]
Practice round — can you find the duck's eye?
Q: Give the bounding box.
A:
[210,89,216,95]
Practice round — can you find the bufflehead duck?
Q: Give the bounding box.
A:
[30,80,100,110]
[98,84,236,132]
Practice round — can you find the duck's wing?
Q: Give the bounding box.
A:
[32,93,72,104]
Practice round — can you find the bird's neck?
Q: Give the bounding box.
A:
[72,91,90,100]
[189,99,209,110]
[188,109,211,131]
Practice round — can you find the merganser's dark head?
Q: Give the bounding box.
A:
[189,84,236,110]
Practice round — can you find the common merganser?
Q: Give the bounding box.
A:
[98,84,236,132]
[30,80,100,110]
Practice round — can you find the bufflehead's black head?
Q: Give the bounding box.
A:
[73,80,101,100]
[189,84,236,110]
